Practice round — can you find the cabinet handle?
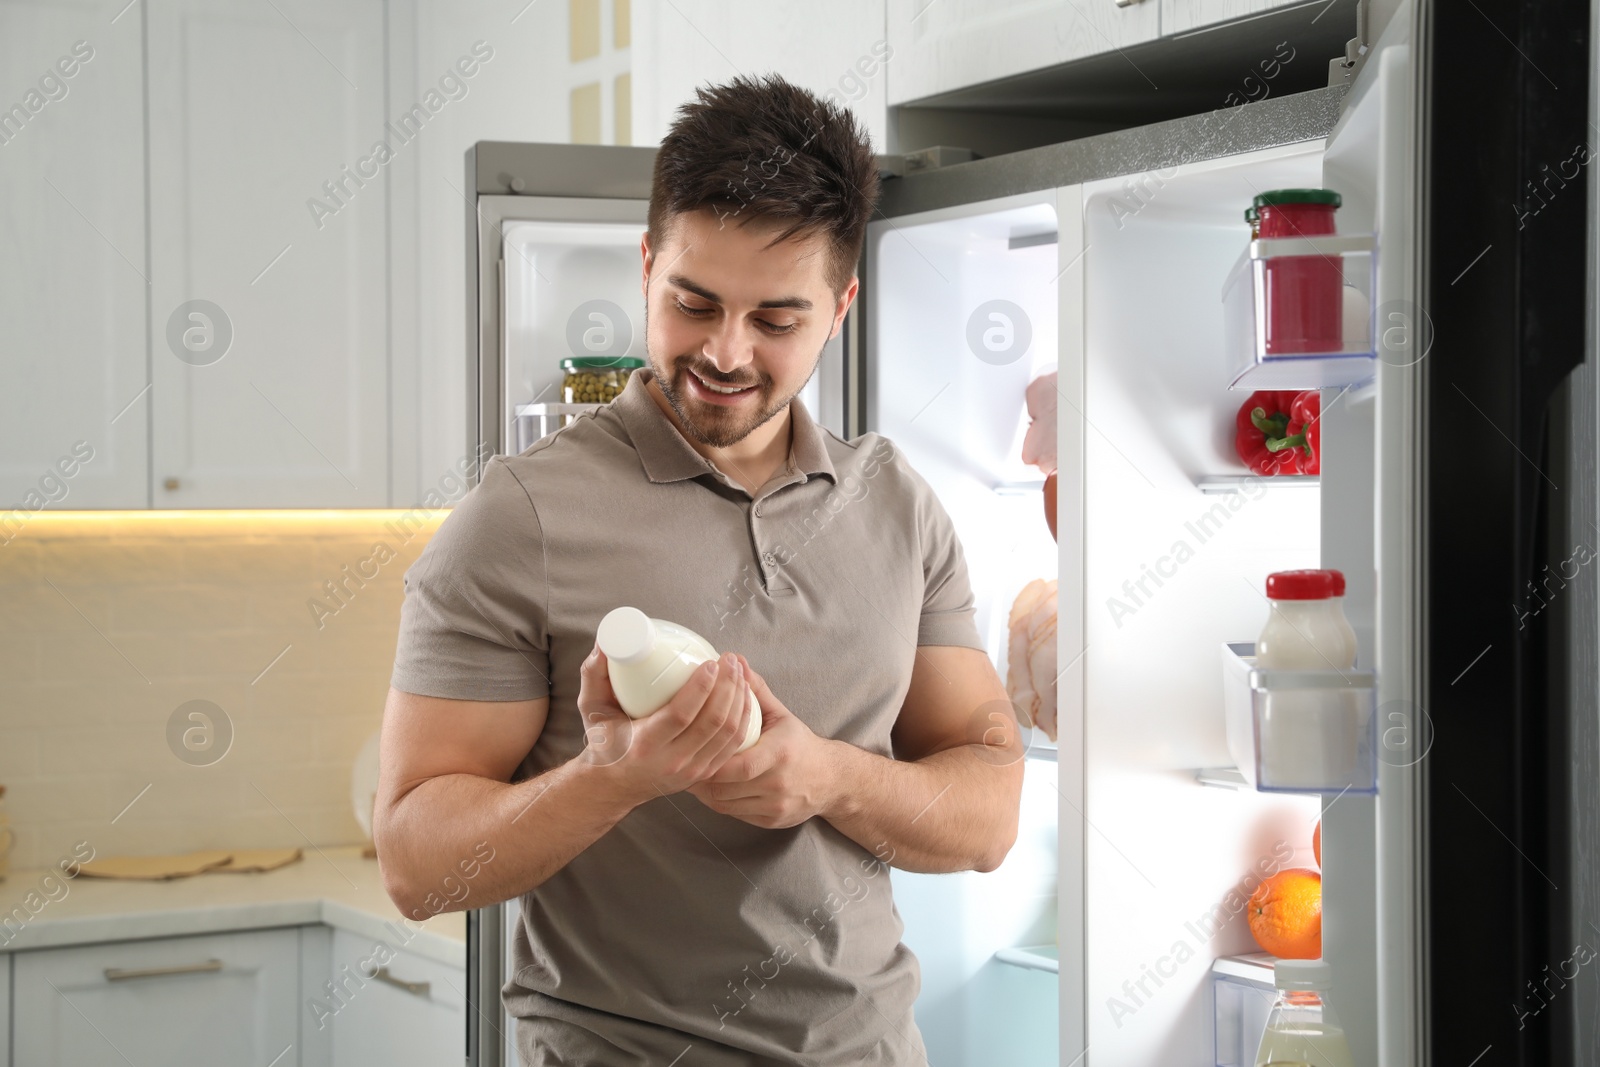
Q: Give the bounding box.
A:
[104,958,224,981]
[372,966,431,997]
[1114,0,1145,5]
[163,477,180,491]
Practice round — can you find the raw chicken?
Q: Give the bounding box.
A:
[1021,371,1058,475]
[1006,578,1058,742]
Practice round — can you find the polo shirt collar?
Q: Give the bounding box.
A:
[614,366,837,486]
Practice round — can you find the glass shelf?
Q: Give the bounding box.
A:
[1195,766,1251,790]
[511,401,604,451]
[994,945,1059,974]
[1194,474,1318,494]
[993,477,1048,496]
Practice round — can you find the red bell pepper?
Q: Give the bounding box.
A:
[1235,389,1319,475]
[1284,389,1320,475]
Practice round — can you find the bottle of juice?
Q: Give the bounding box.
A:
[596,606,762,753]
[1255,960,1355,1067]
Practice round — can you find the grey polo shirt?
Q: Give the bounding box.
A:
[390,366,985,1066]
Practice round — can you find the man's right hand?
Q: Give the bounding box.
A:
[576,642,754,806]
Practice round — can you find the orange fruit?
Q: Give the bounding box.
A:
[1247,867,1322,959]
[1313,820,1322,867]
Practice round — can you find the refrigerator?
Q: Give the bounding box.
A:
[460,2,1598,1063]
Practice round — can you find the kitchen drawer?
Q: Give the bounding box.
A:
[326,928,465,1067]
[12,927,299,1067]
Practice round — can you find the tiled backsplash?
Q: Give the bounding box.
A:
[0,511,444,874]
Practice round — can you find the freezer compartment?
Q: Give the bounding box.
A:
[1222,642,1377,794]
[1223,234,1377,391]
[1211,953,1276,1067]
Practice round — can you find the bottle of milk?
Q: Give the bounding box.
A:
[1255,570,1359,787]
[1256,570,1356,671]
[1254,960,1355,1067]
[596,606,762,753]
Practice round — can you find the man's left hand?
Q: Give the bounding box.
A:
[686,655,843,829]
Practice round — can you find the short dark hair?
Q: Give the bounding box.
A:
[647,73,880,298]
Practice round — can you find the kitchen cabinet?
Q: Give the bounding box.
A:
[1160,0,1317,36]
[886,0,1161,106]
[12,927,300,1066]
[326,928,465,1067]
[629,0,890,153]
[0,1,149,510]
[146,0,389,507]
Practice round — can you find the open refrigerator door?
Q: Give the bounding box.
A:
[855,12,1424,1065]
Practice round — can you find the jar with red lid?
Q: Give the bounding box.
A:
[1253,189,1344,355]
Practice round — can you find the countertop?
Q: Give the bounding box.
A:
[0,845,466,968]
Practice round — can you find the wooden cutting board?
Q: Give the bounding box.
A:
[77,850,235,880]
[209,848,302,873]
[76,847,303,880]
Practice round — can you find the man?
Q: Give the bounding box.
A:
[376,72,1025,1066]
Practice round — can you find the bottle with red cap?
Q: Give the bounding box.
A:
[1255,569,1360,788]
[1257,569,1357,671]
[1326,569,1358,667]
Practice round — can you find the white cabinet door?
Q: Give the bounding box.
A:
[12,928,300,1066]
[887,0,1161,105]
[147,0,389,507]
[1160,0,1311,35]
[326,929,465,1067]
[0,1,148,509]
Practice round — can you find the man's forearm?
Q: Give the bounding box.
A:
[819,741,1023,875]
[377,759,633,919]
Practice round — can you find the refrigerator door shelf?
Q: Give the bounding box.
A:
[1222,642,1378,795]
[512,402,605,451]
[1223,233,1378,391]
[1211,953,1277,1067]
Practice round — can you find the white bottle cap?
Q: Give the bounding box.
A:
[1274,959,1333,991]
[597,606,656,665]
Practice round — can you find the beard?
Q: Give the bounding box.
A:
[642,301,820,450]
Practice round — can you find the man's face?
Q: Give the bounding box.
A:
[640,207,857,449]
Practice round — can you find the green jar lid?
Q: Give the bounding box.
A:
[1245,206,1259,224]
[561,356,645,371]
[1252,188,1342,209]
